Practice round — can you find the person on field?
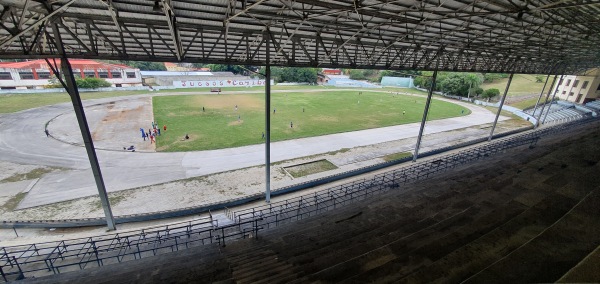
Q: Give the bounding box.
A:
[142,131,146,141]
[163,125,167,131]
[290,121,293,128]
[45,129,50,137]
[262,132,265,139]
[185,134,189,140]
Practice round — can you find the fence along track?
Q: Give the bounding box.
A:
[1,115,597,282]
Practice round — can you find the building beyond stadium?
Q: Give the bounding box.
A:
[552,69,600,104]
[0,59,142,89]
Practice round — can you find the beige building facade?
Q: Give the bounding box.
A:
[552,68,600,104]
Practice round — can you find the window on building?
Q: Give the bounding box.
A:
[84,71,96,78]
[582,81,589,89]
[126,72,136,78]
[98,71,109,78]
[569,92,574,96]
[37,72,51,79]
[562,91,566,95]
[573,80,579,87]
[576,94,583,102]
[111,71,122,78]
[597,84,600,91]
[19,72,34,80]
[0,72,13,80]
[566,79,571,86]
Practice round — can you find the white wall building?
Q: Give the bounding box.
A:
[0,59,142,89]
[552,68,600,104]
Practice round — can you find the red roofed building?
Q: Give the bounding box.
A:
[0,59,142,89]
[321,68,342,75]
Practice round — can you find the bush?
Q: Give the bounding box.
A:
[482,88,500,99]
[45,75,112,89]
[75,77,112,89]
[474,87,484,96]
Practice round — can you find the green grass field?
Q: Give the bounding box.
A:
[481,74,548,96]
[153,90,471,151]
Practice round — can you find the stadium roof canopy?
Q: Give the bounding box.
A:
[0,0,599,74]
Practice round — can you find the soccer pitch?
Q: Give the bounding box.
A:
[153,90,470,151]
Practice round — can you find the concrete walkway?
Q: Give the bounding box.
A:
[0,90,508,208]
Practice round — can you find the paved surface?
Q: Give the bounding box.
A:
[0,91,508,208]
[14,120,600,283]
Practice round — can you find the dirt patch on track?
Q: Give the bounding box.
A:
[192,94,262,110]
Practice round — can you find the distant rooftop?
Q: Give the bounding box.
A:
[140,71,213,77]
[0,59,133,70]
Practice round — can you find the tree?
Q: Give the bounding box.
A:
[481,88,500,99]
[439,74,467,96]
[413,71,438,90]
[205,64,251,75]
[258,67,317,83]
[473,87,484,97]
[464,73,484,98]
[120,61,166,71]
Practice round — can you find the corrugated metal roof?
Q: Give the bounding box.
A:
[0,0,598,74]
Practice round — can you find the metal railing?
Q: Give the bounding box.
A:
[1,115,597,282]
[1,217,262,282]
[228,116,597,229]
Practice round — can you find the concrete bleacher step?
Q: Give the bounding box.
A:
[218,241,299,284]
[462,188,600,283]
[302,154,584,280]
[294,204,487,282]
[403,193,581,283]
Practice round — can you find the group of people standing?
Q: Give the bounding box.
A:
[141,121,166,144]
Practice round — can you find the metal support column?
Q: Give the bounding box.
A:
[488,73,514,141]
[530,74,552,128]
[412,70,438,162]
[542,75,563,125]
[52,24,116,230]
[265,33,271,203]
[536,75,560,124]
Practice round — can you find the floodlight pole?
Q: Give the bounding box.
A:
[412,69,438,162]
[530,74,553,128]
[536,74,561,124]
[488,73,514,142]
[53,24,116,230]
[265,33,271,203]
[542,75,563,125]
